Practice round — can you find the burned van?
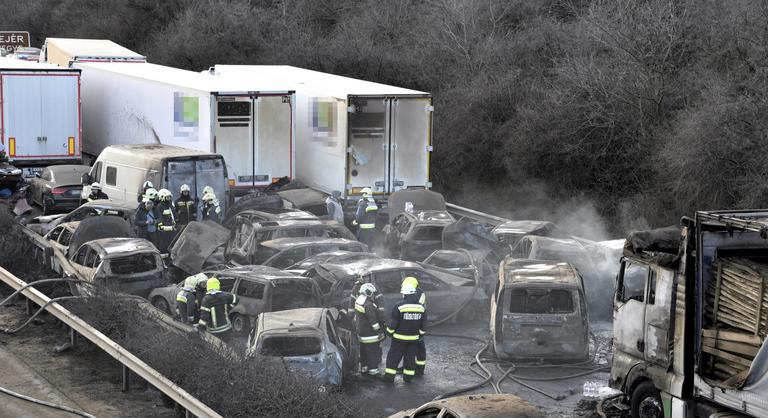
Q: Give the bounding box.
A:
[490,258,589,362]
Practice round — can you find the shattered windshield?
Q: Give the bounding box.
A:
[165,157,227,216]
[260,335,322,356]
[108,254,158,275]
[508,288,575,314]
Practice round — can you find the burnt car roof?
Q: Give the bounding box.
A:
[237,207,317,219]
[492,220,558,235]
[392,394,546,418]
[502,258,582,287]
[522,235,588,251]
[251,219,327,228]
[276,188,328,207]
[77,199,137,211]
[260,237,365,251]
[400,210,455,224]
[319,258,421,277]
[260,307,327,332]
[87,238,159,256]
[204,265,305,281]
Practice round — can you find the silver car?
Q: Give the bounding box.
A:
[29,165,91,214]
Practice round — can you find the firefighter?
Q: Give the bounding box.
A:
[156,188,176,253]
[402,276,427,376]
[87,182,108,201]
[353,187,377,250]
[326,190,344,224]
[137,180,155,203]
[355,283,385,376]
[175,273,206,324]
[384,278,427,383]
[134,197,159,248]
[175,184,197,226]
[197,277,238,342]
[201,192,221,223]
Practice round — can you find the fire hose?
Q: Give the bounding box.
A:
[0,384,96,418]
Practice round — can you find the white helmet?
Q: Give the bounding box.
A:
[145,188,158,200]
[158,188,172,200]
[360,283,377,297]
[203,186,214,196]
[180,184,190,193]
[91,182,101,191]
[142,180,154,189]
[401,281,417,295]
[202,192,215,203]
[361,187,372,198]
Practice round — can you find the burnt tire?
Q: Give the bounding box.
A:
[152,297,171,315]
[231,314,249,335]
[631,381,663,418]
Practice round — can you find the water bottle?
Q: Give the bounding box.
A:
[583,381,592,397]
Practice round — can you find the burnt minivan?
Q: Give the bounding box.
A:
[490,258,589,362]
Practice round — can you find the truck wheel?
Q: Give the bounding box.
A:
[631,381,663,418]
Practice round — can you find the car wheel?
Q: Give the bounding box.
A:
[152,297,171,314]
[232,314,249,335]
[631,381,663,418]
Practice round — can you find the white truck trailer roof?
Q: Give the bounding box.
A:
[42,38,146,67]
[0,57,78,71]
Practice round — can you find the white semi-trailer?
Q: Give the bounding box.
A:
[75,61,295,194]
[0,57,81,173]
[40,38,146,67]
[210,65,433,202]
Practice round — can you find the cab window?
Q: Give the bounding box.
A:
[619,262,649,303]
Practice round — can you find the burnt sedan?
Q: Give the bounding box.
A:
[148,265,322,334]
[29,165,91,214]
[305,258,487,322]
[384,210,455,261]
[285,250,380,275]
[256,237,369,269]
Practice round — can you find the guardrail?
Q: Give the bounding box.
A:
[446,202,511,227]
[0,266,222,418]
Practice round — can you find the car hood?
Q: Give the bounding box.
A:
[170,221,231,275]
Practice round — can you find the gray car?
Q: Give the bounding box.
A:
[384,210,455,261]
[285,250,380,275]
[29,165,91,214]
[26,199,137,236]
[256,237,369,269]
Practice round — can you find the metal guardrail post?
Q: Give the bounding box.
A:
[122,365,131,392]
[0,266,222,418]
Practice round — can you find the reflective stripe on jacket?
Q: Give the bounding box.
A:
[387,295,426,341]
[198,291,238,333]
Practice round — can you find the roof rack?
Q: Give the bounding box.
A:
[696,210,768,236]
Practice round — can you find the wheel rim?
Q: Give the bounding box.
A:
[638,396,662,418]
[233,315,244,332]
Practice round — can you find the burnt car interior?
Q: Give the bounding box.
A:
[110,254,157,275]
[260,335,322,357]
[509,288,575,314]
[271,280,319,310]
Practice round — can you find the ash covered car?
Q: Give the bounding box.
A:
[26,199,136,236]
[490,259,590,362]
[387,394,546,418]
[223,207,318,228]
[384,210,455,261]
[306,258,487,322]
[285,250,380,274]
[423,249,502,294]
[276,188,330,217]
[491,220,562,247]
[246,307,356,388]
[148,265,322,334]
[66,237,166,298]
[256,237,368,269]
[29,165,91,214]
[225,219,356,265]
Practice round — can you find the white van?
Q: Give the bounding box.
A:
[82,144,228,213]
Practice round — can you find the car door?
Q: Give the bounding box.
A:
[613,260,651,359]
[371,270,406,313]
[232,277,267,321]
[324,311,346,373]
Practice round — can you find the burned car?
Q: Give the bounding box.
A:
[387,394,546,418]
[246,307,356,388]
[67,238,166,298]
[257,237,368,269]
[422,249,501,294]
[26,199,137,236]
[223,207,317,229]
[490,259,590,362]
[276,188,330,217]
[491,220,562,247]
[384,210,455,261]
[148,265,322,334]
[306,258,487,321]
[225,219,356,265]
[285,250,380,274]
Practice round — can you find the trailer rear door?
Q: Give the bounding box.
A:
[391,97,432,192]
[1,73,79,163]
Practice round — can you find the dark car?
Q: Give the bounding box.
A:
[223,207,318,228]
[148,265,322,334]
[384,210,455,261]
[306,258,487,322]
[26,199,137,236]
[29,165,91,214]
[285,250,381,274]
[225,219,356,265]
[491,220,562,248]
[256,237,369,269]
[422,249,501,294]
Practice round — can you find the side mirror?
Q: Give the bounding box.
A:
[35,173,41,178]
[81,173,92,185]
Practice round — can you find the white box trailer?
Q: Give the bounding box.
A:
[75,62,295,193]
[40,38,146,67]
[0,57,81,172]
[210,65,433,202]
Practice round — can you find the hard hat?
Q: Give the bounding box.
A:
[202,192,214,202]
[401,281,417,295]
[402,276,419,290]
[195,273,208,287]
[360,282,377,297]
[142,180,154,189]
[145,188,158,200]
[142,197,151,204]
[183,276,197,289]
[361,187,372,197]
[206,277,220,292]
[91,182,101,191]
[180,184,190,193]
[203,186,214,196]
[158,188,172,200]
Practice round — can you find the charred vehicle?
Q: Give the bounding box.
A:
[26,199,136,236]
[256,237,368,269]
[491,220,562,247]
[306,258,487,321]
[222,207,317,229]
[423,249,501,294]
[148,265,322,334]
[225,219,356,265]
[384,210,455,261]
[246,307,356,388]
[285,250,380,274]
[67,237,166,298]
[490,259,590,362]
[276,188,330,217]
[386,394,546,418]
[611,212,768,418]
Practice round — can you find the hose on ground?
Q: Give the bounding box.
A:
[431,341,496,400]
[1,296,88,334]
[0,278,91,307]
[0,384,96,418]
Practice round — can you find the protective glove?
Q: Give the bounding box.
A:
[192,324,201,332]
[352,220,358,226]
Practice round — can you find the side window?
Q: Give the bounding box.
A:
[269,248,307,269]
[73,246,90,266]
[372,271,403,294]
[84,248,98,267]
[92,162,103,183]
[59,228,73,246]
[92,255,102,268]
[217,278,236,293]
[237,280,265,299]
[648,269,657,305]
[619,262,649,303]
[326,315,340,346]
[48,227,63,242]
[105,166,117,186]
[416,274,443,291]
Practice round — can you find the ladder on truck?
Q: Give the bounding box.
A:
[697,210,768,237]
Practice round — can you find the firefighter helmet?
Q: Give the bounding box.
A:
[145,188,158,200]
[180,184,191,193]
[361,187,373,198]
[206,277,220,292]
[360,282,377,297]
[91,182,101,191]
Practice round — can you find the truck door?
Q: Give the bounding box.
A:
[614,261,651,359]
[643,267,673,367]
[2,75,42,159]
[215,98,253,188]
[40,75,79,160]
[348,97,390,194]
[390,97,432,192]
